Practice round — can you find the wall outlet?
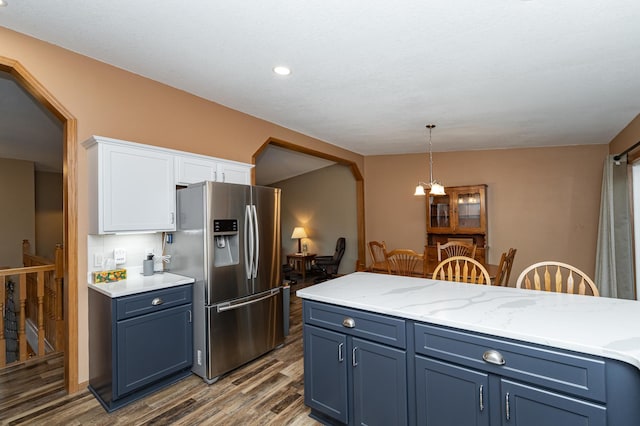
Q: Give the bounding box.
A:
[114,248,126,265]
[93,253,104,268]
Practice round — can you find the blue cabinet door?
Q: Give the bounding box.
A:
[415,355,490,426]
[352,337,407,426]
[303,324,348,424]
[501,379,606,426]
[116,303,193,398]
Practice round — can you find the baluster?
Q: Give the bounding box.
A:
[19,273,27,361]
[37,270,45,356]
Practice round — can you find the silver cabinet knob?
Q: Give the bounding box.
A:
[151,297,163,306]
[342,317,355,328]
[482,349,506,365]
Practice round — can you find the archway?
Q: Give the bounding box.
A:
[0,56,79,393]
[253,137,366,266]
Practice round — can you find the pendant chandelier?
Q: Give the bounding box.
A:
[414,124,445,196]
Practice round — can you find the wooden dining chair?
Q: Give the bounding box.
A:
[493,248,517,286]
[367,240,389,273]
[432,256,491,285]
[515,261,599,296]
[437,241,477,262]
[385,249,425,277]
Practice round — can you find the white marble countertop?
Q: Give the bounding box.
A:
[297,272,640,370]
[88,271,195,298]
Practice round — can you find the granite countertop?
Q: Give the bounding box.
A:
[296,272,640,370]
[88,271,195,298]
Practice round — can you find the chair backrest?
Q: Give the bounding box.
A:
[515,261,599,296]
[385,249,424,277]
[333,237,346,263]
[432,256,491,285]
[367,240,388,272]
[368,240,387,263]
[437,241,477,262]
[493,248,517,286]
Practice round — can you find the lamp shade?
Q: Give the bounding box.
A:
[291,227,307,239]
[429,182,446,196]
[414,185,426,196]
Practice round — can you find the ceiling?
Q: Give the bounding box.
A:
[1,1,639,177]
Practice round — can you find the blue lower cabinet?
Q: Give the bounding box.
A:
[304,325,349,423]
[303,300,408,425]
[501,379,606,426]
[415,356,490,426]
[89,284,193,412]
[116,303,193,397]
[352,337,407,425]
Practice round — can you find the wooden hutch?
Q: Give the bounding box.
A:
[425,184,488,266]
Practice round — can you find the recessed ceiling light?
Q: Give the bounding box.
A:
[273,66,291,76]
[0,1,8,7]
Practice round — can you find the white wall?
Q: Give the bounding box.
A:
[87,233,165,282]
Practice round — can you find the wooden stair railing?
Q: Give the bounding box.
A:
[22,240,65,354]
[0,241,64,368]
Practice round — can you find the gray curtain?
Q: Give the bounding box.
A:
[595,154,635,299]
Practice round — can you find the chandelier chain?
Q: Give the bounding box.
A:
[427,124,435,184]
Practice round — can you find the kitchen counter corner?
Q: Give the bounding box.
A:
[88,271,195,297]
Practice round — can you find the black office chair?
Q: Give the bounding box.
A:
[312,237,346,283]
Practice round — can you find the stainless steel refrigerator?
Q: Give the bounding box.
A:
[166,181,284,383]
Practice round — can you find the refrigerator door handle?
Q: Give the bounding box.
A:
[216,288,280,313]
[251,204,259,278]
[244,205,253,277]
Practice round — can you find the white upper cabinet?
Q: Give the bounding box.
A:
[83,136,254,234]
[84,136,177,234]
[174,153,252,185]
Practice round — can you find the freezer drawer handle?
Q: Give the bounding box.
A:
[151,297,163,306]
[216,288,280,313]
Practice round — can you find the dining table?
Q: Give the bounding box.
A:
[370,258,500,284]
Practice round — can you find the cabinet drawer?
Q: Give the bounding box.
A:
[413,323,605,402]
[304,300,406,349]
[116,285,193,320]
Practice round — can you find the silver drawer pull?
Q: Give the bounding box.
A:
[482,349,505,365]
[151,297,164,306]
[342,317,355,328]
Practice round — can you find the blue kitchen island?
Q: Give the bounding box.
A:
[297,272,640,426]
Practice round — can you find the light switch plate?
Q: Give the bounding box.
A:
[114,248,126,265]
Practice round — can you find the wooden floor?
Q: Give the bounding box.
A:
[0,282,321,426]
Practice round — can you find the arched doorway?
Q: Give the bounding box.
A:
[253,137,366,266]
[0,56,79,393]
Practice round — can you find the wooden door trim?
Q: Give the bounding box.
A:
[253,138,366,266]
[0,56,79,393]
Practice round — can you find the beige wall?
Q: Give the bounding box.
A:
[274,164,357,275]
[35,171,63,260]
[0,158,35,267]
[365,144,609,284]
[0,26,364,385]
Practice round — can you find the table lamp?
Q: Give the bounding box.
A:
[291,227,307,254]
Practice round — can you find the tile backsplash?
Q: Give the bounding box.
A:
[87,233,166,281]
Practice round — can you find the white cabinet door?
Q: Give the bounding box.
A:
[175,154,252,185]
[86,138,176,234]
[216,160,252,185]
[174,155,217,185]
